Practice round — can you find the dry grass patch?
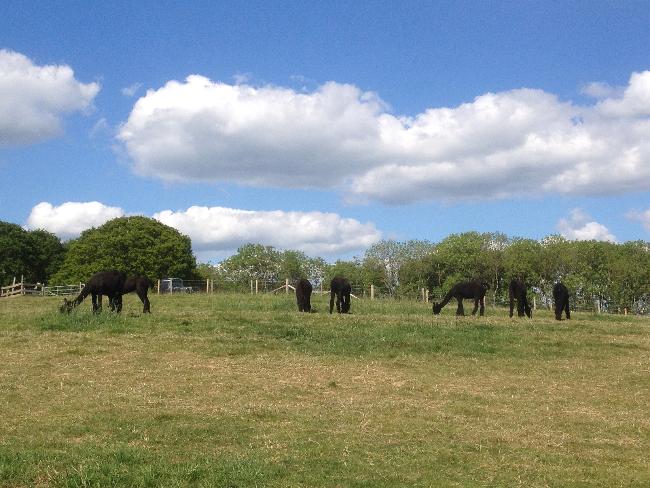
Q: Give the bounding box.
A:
[1,294,649,486]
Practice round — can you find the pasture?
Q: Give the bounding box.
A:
[1,293,649,487]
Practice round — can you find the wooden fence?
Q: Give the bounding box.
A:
[0,277,83,298]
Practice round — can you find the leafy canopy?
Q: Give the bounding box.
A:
[51,216,196,284]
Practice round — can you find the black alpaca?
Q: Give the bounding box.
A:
[509,279,532,318]
[329,276,351,314]
[111,275,153,313]
[295,278,313,312]
[60,270,126,314]
[553,282,570,321]
[432,280,489,316]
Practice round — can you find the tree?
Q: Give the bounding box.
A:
[0,222,66,285]
[51,216,196,284]
[28,229,66,283]
[364,240,434,296]
[217,244,282,288]
[0,222,34,285]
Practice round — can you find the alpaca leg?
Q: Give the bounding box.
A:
[472,298,479,315]
[137,287,150,313]
[329,292,335,314]
[336,294,342,313]
[479,297,485,316]
[509,297,515,318]
[456,298,464,316]
[92,293,101,313]
[523,298,531,318]
[565,299,570,320]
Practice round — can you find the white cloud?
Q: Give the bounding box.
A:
[117,71,650,204]
[626,208,650,232]
[557,209,616,242]
[0,49,100,146]
[25,201,124,239]
[121,82,142,97]
[24,201,381,258]
[153,206,381,257]
[118,76,386,188]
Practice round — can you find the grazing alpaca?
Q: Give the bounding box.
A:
[329,276,351,314]
[111,275,153,313]
[509,279,532,318]
[60,270,126,314]
[295,278,313,312]
[432,280,489,316]
[553,282,570,321]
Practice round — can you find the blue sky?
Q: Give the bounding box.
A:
[2,1,650,262]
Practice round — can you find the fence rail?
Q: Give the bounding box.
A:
[2,276,648,315]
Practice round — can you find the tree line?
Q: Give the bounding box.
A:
[2,218,649,312]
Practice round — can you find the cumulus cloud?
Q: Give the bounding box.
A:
[118,70,650,204]
[626,208,650,232]
[153,206,381,257]
[24,201,381,258]
[118,76,386,188]
[25,201,124,239]
[0,49,100,146]
[557,209,616,242]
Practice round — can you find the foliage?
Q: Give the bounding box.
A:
[0,221,65,285]
[51,216,196,284]
[363,240,434,296]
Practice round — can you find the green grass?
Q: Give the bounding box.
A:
[1,293,649,487]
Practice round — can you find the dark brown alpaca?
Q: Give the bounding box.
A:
[295,278,313,312]
[509,279,532,318]
[60,271,153,314]
[60,270,126,314]
[329,276,351,314]
[111,275,153,313]
[432,280,489,316]
[553,282,570,321]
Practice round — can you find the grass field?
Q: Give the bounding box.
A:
[1,293,649,487]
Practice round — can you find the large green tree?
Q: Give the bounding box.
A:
[51,216,196,284]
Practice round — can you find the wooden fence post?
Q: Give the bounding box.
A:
[370,284,375,300]
[157,279,161,294]
[255,280,258,294]
[533,296,537,310]
[286,278,289,294]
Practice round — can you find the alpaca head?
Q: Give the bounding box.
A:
[432,302,442,315]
